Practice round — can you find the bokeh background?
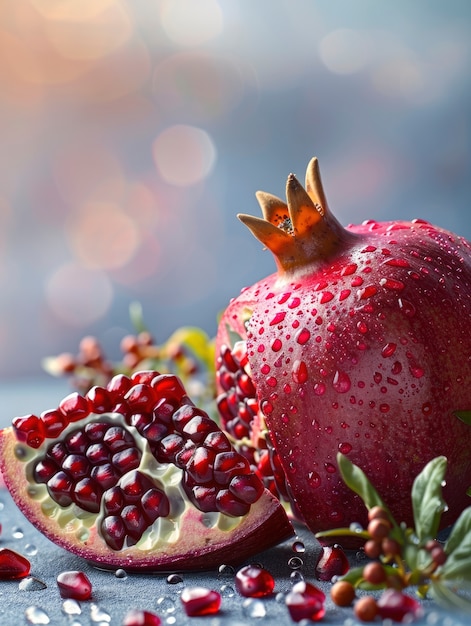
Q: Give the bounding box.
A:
[1,0,471,380]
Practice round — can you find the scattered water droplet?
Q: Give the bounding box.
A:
[12,526,24,539]
[314,382,326,396]
[242,598,267,618]
[356,321,368,334]
[349,522,364,533]
[156,596,176,614]
[114,568,127,579]
[333,370,351,393]
[324,462,336,474]
[295,328,311,345]
[338,442,352,454]
[380,278,405,291]
[288,557,303,570]
[270,312,286,326]
[167,573,183,585]
[398,298,416,317]
[381,342,397,358]
[90,604,111,623]
[292,360,308,384]
[292,540,305,554]
[24,606,50,624]
[409,364,425,378]
[19,576,47,591]
[220,584,235,597]
[62,599,82,615]
[320,291,334,304]
[290,570,304,582]
[341,263,357,276]
[308,471,322,489]
[271,338,282,352]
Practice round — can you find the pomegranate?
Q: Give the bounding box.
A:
[216,157,471,540]
[0,370,293,571]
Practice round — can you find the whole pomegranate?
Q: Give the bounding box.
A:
[216,157,471,540]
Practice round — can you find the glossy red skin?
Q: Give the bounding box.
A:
[217,219,471,539]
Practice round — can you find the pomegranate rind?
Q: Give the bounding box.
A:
[0,426,293,571]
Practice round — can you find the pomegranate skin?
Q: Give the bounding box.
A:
[216,158,471,541]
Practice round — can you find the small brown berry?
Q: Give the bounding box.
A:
[354,595,378,622]
[367,518,391,541]
[381,537,401,559]
[331,580,356,606]
[364,539,382,559]
[431,545,447,566]
[363,561,387,585]
[368,506,390,522]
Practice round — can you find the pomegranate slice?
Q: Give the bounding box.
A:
[0,371,293,571]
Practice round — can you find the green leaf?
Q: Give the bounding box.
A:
[442,507,471,581]
[315,528,370,541]
[129,301,148,333]
[431,580,471,612]
[454,410,471,426]
[411,456,447,543]
[336,453,392,517]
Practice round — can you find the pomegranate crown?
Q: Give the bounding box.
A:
[238,157,356,274]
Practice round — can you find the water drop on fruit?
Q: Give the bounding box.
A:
[295,328,311,345]
[381,342,397,357]
[292,360,308,383]
[338,442,352,454]
[333,370,351,393]
[308,471,322,488]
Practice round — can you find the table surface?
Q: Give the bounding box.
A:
[0,377,469,626]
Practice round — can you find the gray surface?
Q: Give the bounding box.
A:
[0,379,470,625]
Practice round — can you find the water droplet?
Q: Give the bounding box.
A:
[261,364,271,374]
[292,540,305,554]
[292,360,308,384]
[308,471,321,489]
[410,365,425,378]
[385,258,410,268]
[422,403,432,415]
[218,564,235,577]
[19,577,47,591]
[356,321,368,334]
[392,361,402,375]
[24,606,50,624]
[379,403,390,413]
[361,245,377,253]
[288,556,303,569]
[12,526,24,539]
[324,462,336,474]
[333,370,351,393]
[338,442,352,454]
[314,382,326,396]
[271,338,282,352]
[270,312,286,326]
[220,584,235,597]
[156,596,176,614]
[62,599,82,615]
[242,598,266,618]
[167,573,183,584]
[266,376,278,387]
[288,296,301,308]
[339,289,351,301]
[380,278,405,291]
[351,276,364,287]
[398,298,416,317]
[295,328,311,345]
[320,291,334,304]
[261,400,273,415]
[374,372,382,384]
[381,342,397,358]
[290,570,304,582]
[349,522,364,533]
[114,568,127,579]
[90,604,111,622]
[341,263,357,276]
[278,292,291,304]
[358,285,378,299]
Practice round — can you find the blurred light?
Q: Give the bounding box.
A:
[160,0,223,46]
[29,0,116,21]
[152,52,245,122]
[43,1,133,61]
[46,262,113,326]
[319,28,368,74]
[52,138,124,205]
[110,233,162,285]
[152,125,217,186]
[66,201,140,270]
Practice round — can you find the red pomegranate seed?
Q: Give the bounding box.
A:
[131,370,160,385]
[0,548,31,580]
[213,451,250,484]
[125,384,157,412]
[315,544,350,581]
[12,414,45,449]
[216,488,250,517]
[229,473,264,504]
[235,565,275,598]
[107,374,133,399]
[59,393,90,422]
[57,570,92,600]
[285,581,326,622]
[377,589,423,622]
[41,409,67,438]
[86,386,112,413]
[180,587,221,617]
[122,609,161,626]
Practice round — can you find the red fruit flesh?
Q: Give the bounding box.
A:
[0,371,293,571]
[122,609,161,626]
[314,544,350,581]
[216,157,471,541]
[285,581,326,622]
[234,564,275,597]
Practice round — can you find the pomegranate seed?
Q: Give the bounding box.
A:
[107,374,133,399]
[180,587,221,616]
[213,451,250,484]
[315,544,350,581]
[86,386,112,413]
[41,409,67,438]
[122,609,161,626]
[59,393,90,422]
[229,473,264,504]
[131,370,160,385]
[285,581,326,622]
[377,589,423,622]
[235,565,275,597]
[216,489,250,517]
[0,548,31,580]
[12,414,45,448]
[125,384,157,412]
[57,570,92,600]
